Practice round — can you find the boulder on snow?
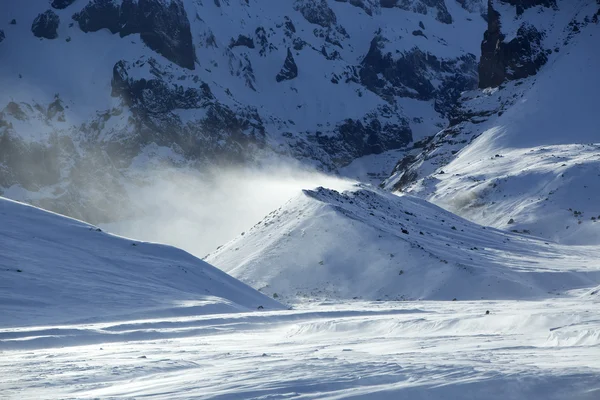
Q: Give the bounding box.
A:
[32,10,60,39]
[276,48,298,82]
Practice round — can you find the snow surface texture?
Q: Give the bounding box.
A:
[1,300,599,399]
[0,197,281,328]
[385,0,600,244]
[207,184,600,303]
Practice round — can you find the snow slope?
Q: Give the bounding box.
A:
[2,299,599,399]
[0,196,281,328]
[385,1,600,244]
[206,184,600,303]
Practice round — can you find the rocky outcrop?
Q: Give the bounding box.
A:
[110,59,266,162]
[229,34,255,49]
[73,0,195,70]
[276,48,299,82]
[479,0,549,88]
[501,0,556,15]
[380,0,453,24]
[111,60,213,114]
[31,10,60,39]
[360,35,478,115]
[51,0,77,9]
[335,0,377,16]
[294,0,337,27]
[0,30,5,43]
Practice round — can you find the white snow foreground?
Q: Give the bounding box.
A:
[1,300,600,399]
[0,196,282,328]
[207,184,600,303]
[2,193,600,399]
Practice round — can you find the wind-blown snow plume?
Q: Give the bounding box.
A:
[102,164,355,257]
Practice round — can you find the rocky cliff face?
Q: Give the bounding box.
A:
[478,0,554,88]
[0,0,485,223]
[73,0,196,69]
[386,0,599,193]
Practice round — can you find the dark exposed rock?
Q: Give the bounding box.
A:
[335,117,411,156]
[229,34,255,49]
[412,29,427,38]
[284,16,296,36]
[32,10,60,39]
[0,30,4,43]
[500,0,556,16]
[9,19,16,25]
[51,0,77,10]
[336,0,375,16]
[380,0,397,7]
[111,60,213,114]
[73,0,195,70]
[479,1,549,88]
[110,59,266,164]
[360,35,478,112]
[276,48,298,82]
[255,26,276,56]
[294,0,337,27]
[73,0,120,33]
[303,111,412,165]
[381,0,452,24]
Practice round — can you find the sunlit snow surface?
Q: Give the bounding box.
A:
[1,300,600,399]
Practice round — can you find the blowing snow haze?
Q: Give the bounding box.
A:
[101,166,355,257]
[2,0,600,399]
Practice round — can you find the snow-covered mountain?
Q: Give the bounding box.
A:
[0,196,281,328]
[207,184,600,303]
[0,0,486,224]
[385,0,600,243]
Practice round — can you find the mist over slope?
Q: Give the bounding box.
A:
[385,0,600,243]
[0,0,485,224]
[207,184,600,303]
[100,166,355,257]
[0,196,282,328]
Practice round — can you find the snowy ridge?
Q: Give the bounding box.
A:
[207,184,600,303]
[0,196,282,328]
[385,1,600,243]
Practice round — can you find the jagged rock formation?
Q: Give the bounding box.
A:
[276,49,299,82]
[295,0,337,27]
[31,10,60,39]
[502,0,556,15]
[360,35,478,115]
[380,0,453,24]
[0,30,4,43]
[479,0,551,88]
[229,35,255,49]
[73,0,195,69]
